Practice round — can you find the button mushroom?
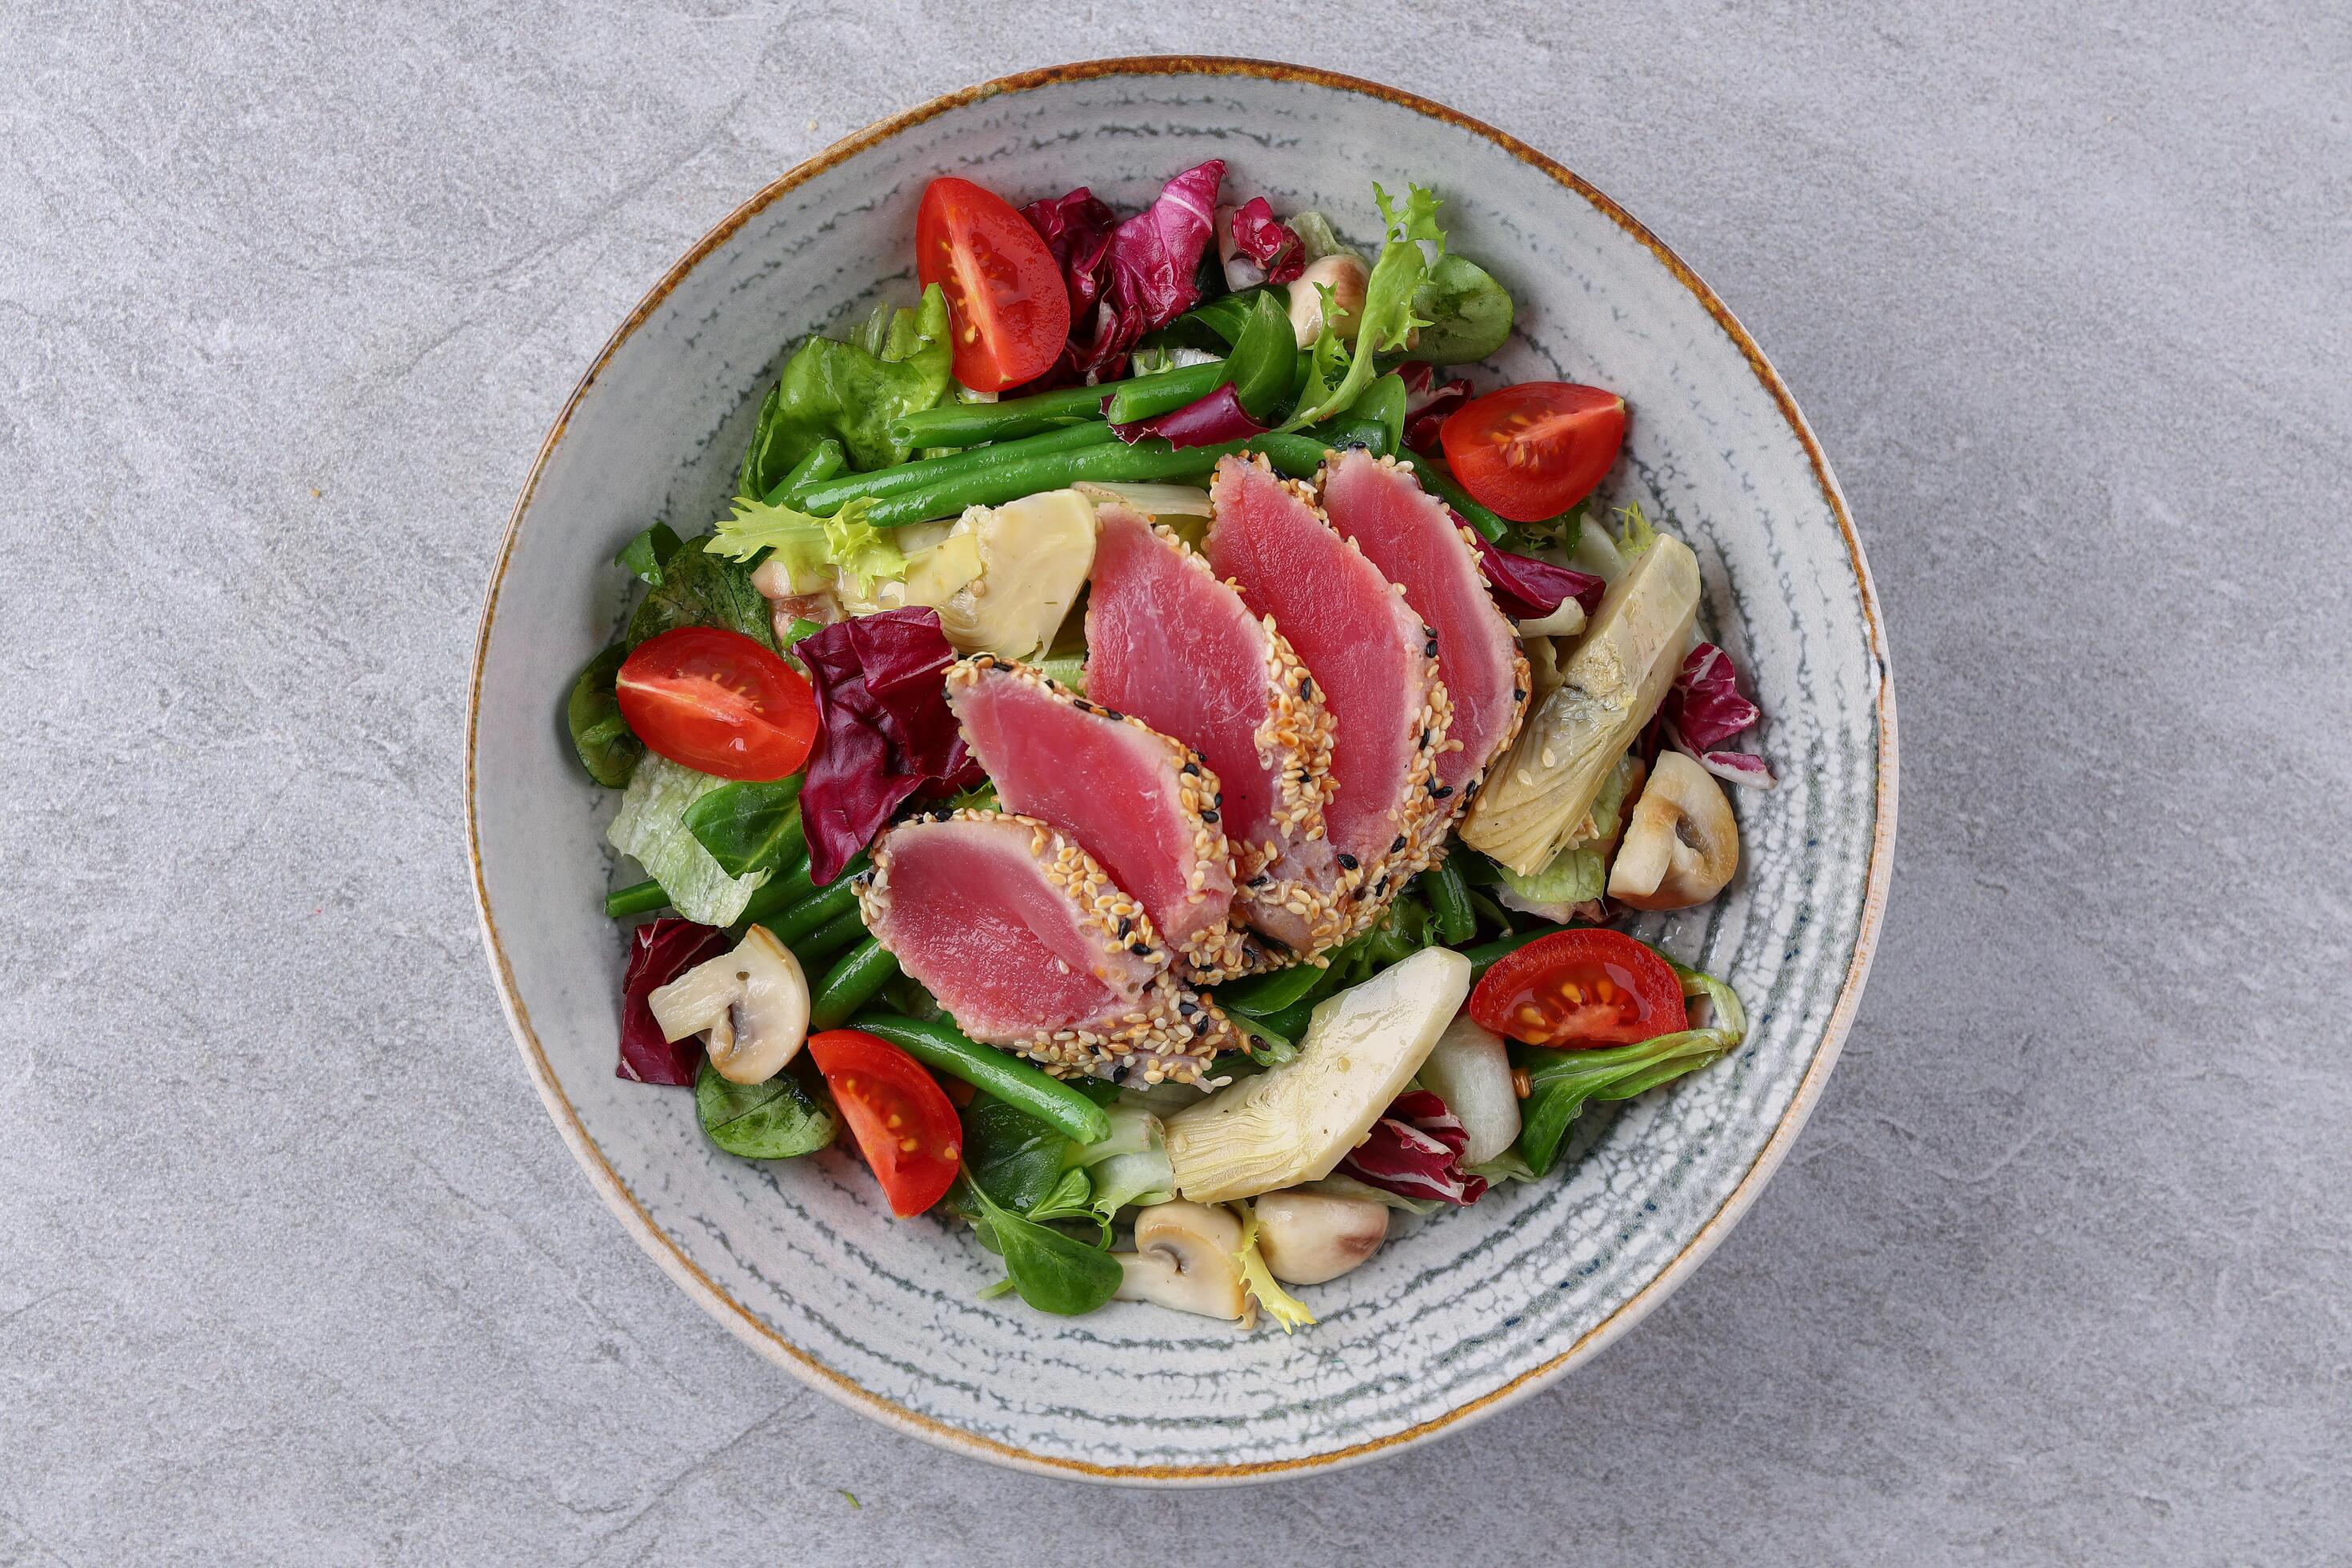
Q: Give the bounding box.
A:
[645,925,810,1084]
[1112,1201,1247,1320]
[1253,1190,1389,1285]
[1607,750,1740,910]
[1287,253,1370,349]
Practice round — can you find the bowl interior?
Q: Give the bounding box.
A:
[468,60,1892,1482]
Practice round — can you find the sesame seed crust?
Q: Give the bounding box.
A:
[861,809,1236,1086]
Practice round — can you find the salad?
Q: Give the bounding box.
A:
[567,162,1775,1330]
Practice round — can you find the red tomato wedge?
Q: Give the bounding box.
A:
[916,177,1072,392]
[1469,929,1687,1048]
[806,1030,962,1217]
[615,626,818,782]
[1439,382,1627,522]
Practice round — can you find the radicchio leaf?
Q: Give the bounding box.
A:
[1338,1090,1490,1207]
[1107,383,1268,450]
[798,607,985,884]
[1664,720,1779,790]
[1021,188,1119,322]
[1227,197,1305,284]
[618,918,733,1085]
[1030,161,1226,382]
[1398,362,1472,451]
[1666,642,1762,749]
[1472,532,1606,621]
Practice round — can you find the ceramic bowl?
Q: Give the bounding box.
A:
[467,58,1896,1483]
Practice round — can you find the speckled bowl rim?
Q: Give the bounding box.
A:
[465,55,1898,1486]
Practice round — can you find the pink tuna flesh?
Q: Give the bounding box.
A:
[858,811,1229,1082]
[1320,449,1528,798]
[946,655,1241,973]
[1206,456,1448,886]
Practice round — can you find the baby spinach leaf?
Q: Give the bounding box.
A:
[960,1098,1074,1213]
[1226,290,1303,422]
[626,543,776,651]
[1410,253,1514,364]
[617,522,686,586]
[741,284,953,487]
[566,645,641,787]
[696,1058,838,1159]
[683,778,806,878]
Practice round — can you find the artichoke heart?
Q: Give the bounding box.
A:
[1461,534,1700,876]
[1166,947,1470,1205]
[922,489,1098,658]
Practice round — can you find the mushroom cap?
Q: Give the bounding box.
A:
[1113,1201,1248,1319]
[1254,1190,1389,1286]
[1608,750,1739,910]
[648,926,810,1086]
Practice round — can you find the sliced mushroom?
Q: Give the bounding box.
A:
[1111,1200,1246,1319]
[1253,1191,1388,1285]
[1607,750,1739,910]
[1287,254,1370,349]
[645,926,810,1085]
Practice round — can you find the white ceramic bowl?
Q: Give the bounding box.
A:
[467,58,1896,1483]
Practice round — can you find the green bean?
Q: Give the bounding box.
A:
[1410,454,1510,542]
[887,386,1102,450]
[770,438,845,501]
[737,847,870,928]
[790,422,1118,514]
[811,938,901,1030]
[850,1013,1113,1145]
[1462,924,1570,982]
[1098,360,1233,425]
[798,908,869,965]
[863,433,1348,528]
[763,877,863,946]
[1422,859,1478,946]
[603,878,669,918]
[1467,889,1516,935]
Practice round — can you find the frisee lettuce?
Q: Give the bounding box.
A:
[1233,1200,1317,1333]
[703,494,907,598]
[1282,182,1446,430]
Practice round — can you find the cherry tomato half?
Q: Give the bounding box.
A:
[1469,929,1687,1049]
[916,176,1072,392]
[1439,382,1627,522]
[614,626,818,782]
[806,1029,962,1217]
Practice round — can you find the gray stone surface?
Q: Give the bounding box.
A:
[2,1,2346,1561]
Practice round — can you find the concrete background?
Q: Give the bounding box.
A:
[3,1,2346,1562]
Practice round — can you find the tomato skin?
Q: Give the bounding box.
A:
[806,1029,961,1217]
[1440,382,1627,522]
[916,177,1072,392]
[614,626,818,782]
[1469,929,1687,1048]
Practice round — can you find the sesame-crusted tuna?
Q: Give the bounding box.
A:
[1206,455,1454,936]
[1085,501,1350,961]
[944,654,1260,982]
[1320,449,1530,831]
[857,810,1237,1085]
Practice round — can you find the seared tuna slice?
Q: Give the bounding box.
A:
[945,654,1257,980]
[1320,450,1530,811]
[857,810,1235,1085]
[1085,502,1346,959]
[1206,455,1454,926]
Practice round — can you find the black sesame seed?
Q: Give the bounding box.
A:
[1248,873,1271,887]
[1391,835,1407,853]
[1298,674,1314,697]
[1199,809,1219,823]
[1432,785,1454,799]
[1336,852,1359,870]
[1181,761,1201,777]
[1513,687,1527,702]
[1129,942,1153,956]
[1115,917,1132,937]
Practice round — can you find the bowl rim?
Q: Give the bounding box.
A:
[464,54,1899,1486]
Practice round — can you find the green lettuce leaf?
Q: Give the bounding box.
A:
[1496,846,1606,908]
[606,755,772,926]
[1282,183,1444,430]
[740,284,953,492]
[566,645,640,788]
[703,494,906,598]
